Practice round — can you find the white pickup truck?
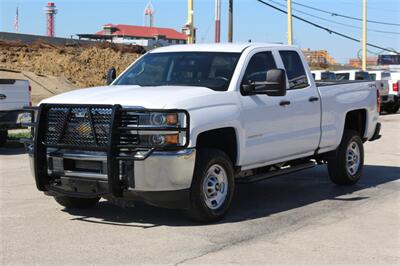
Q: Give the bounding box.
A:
[368,70,399,114]
[24,43,381,222]
[0,79,31,146]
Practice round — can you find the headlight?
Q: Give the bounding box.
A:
[149,113,178,126]
[139,133,183,146]
[137,112,186,127]
[119,109,189,149]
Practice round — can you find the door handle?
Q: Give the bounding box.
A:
[279,100,291,106]
[309,96,319,102]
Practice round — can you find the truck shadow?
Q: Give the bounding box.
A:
[0,147,26,155]
[63,164,399,227]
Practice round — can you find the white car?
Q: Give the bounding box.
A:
[24,43,381,222]
[311,70,337,81]
[368,70,399,114]
[0,79,31,146]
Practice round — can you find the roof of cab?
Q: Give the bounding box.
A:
[149,43,293,53]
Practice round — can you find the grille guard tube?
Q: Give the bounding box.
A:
[28,104,190,198]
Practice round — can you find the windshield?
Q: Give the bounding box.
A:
[114,52,241,91]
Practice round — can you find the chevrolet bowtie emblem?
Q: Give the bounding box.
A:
[75,110,87,118]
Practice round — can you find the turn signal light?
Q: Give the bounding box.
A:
[166,114,178,125]
[165,134,179,145]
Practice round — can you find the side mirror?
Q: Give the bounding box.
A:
[241,69,287,97]
[263,69,287,96]
[106,67,117,85]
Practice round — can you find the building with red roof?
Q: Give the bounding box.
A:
[78,24,187,48]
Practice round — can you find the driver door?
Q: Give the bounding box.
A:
[239,50,319,168]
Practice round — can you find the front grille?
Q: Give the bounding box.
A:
[116,110,140,153]
[45,106,113,149]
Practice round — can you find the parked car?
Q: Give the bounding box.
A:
[0,79,31,146]
[334,70,372,81]
[311,70,337,81]
[369,71,400,114]
[24,43,381,222]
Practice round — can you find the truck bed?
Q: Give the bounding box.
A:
[0,79,30,111]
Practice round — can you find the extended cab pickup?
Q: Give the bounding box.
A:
[24,44,381,222]
[0,79,31,146]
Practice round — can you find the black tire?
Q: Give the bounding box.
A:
[54,196,100,209]
[186,148,235,223]
[327,130,364,185]
[386,103,400,114]
[0,130,8,147]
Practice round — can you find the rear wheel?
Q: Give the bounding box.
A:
[327,130,364,185]
[54,196,100,209]
[186,149,235,222]
[0,130,8,147]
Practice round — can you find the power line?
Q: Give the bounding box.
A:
[268,0,400,35]
[283,0,400,27]
[256,0,399,55]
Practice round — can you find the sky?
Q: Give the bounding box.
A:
[0,0,399,64]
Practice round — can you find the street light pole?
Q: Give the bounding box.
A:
[362,0,367,71]
[228,0,233,42]
[287,0,293,45]
[215,0,221,43]
[187,0,195,44]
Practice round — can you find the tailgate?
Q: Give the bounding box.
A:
[0,79,30,111]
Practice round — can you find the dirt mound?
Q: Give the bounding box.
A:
[0,40,143,88]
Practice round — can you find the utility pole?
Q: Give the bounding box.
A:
[287,0,293,45]
[215,0,221,43]
[186,0,195,44]
[362,0,367,71]
[228,0,233,42]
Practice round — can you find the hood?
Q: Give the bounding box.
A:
[40,85,219,109]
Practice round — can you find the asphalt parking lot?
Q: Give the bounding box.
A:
[1,113,399,265]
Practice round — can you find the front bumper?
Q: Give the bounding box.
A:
[27,148,196,209]
[24,104,194,210]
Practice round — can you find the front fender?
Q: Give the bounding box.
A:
[187,104,244,162]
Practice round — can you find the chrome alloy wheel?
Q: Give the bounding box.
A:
[346,141,361,176]
[202,164,228,210]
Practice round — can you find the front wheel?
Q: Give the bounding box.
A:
[54,196,100,209]
[186,149,235,222]
[327,130,364,185]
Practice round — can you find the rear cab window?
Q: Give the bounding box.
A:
[381,72,391,80]
[355,71,371,80]
[321,72,336,81]
[369,73,377,80]
[279,51,309,89]
[336,73,350,80]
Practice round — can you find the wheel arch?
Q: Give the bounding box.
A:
[194,127,240,166]
[343,109,367,140]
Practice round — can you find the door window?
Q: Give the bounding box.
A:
[242,52,277,84]
[279,51,309,89]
